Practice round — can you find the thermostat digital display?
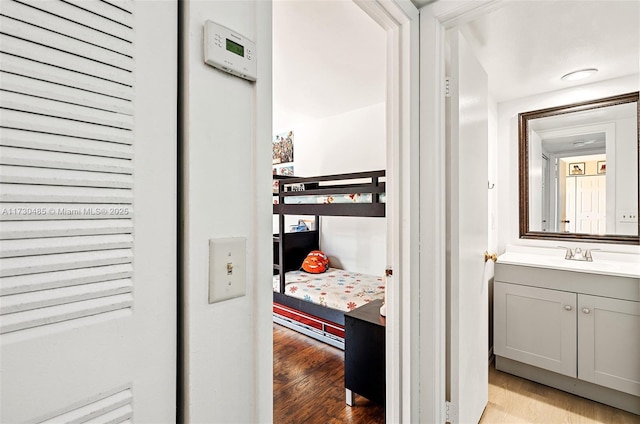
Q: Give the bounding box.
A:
[204,20,257,82]
[226,39,244,57]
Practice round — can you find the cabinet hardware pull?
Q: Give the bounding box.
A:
[582,308,591,314]
[564,305,573,311]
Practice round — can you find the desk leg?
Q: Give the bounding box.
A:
[346,388,354,406]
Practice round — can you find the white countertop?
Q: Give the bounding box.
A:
[497,246,640,279]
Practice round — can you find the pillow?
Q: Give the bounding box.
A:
[301,250,329,274]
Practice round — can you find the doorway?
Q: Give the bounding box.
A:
[271,0,419,422]
[421,1,639,422]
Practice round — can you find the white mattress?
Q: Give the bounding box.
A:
[273,267,385,312]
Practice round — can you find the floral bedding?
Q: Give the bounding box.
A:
[281,193,386,204]
[273,268,385,312]
[273,193,386,205]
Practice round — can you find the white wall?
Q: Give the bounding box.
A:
[274,102,386,275]
[181,1,272,422]
[272,0,386,276]
[528,130,543,231]
[496,74,640,253]
[615,116,639,234]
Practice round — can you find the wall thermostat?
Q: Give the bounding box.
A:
[204,20,257,82]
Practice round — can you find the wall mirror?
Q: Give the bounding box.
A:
[519,92,639,244]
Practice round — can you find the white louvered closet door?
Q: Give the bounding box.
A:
[0,1,177,422]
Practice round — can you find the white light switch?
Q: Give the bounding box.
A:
[209,237,246,303]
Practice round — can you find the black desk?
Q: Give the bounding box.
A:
[344,299,385,406]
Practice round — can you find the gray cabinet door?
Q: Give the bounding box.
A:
[494,282,577,377]
[578,294,640,396]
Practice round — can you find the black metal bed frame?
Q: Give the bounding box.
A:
[272,170,385,327]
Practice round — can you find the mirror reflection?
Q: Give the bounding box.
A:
[520,92,639,242]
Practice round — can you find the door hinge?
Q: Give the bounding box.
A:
[445,401,457,424]
[445,77,451,98]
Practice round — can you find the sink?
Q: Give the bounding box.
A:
[497,246,640,278]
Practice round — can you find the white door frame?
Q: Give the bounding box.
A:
[419,1,502,422]
[355,1,419,422]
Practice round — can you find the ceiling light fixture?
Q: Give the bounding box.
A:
[573,139,596,147]
[561,68,598,81]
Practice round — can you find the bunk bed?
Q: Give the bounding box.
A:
[272,170,386,349]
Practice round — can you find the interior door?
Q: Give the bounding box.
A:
[541,154,550,231]
[446,29,489,424]
[0,1,177,422]
[565,177,576,232]
[575,175,606,234]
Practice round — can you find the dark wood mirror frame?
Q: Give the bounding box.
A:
[519,91,640,245]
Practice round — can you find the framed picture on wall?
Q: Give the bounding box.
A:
[275,165,294,176]
[597,161,606,174]
[272,131,294,164]
[569,162,585,175]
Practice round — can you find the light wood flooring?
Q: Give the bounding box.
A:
[274,323,639,424]
[481,362,640,423]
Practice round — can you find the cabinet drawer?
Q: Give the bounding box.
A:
[494,282,577,377]
[578,295,640,396]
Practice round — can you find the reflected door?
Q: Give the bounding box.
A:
[541,155,550,231]
[564,178,576,232]
[576,176,606,234]
[565,176,606,234]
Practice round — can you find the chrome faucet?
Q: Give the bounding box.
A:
[559,246,597,262]
[559,246,574,259]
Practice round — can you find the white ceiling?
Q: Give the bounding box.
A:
[455,0,640,103]
[272,0,386,131]
[273,0,639,130]
[530,101,635,154]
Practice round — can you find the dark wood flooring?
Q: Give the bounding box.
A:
[273,323,385,424]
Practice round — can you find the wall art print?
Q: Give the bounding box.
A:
[273,130,294,164]
[273,165,294,176]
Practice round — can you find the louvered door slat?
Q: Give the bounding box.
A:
[0,129,133,158]
[0,234,133,258]
[0,249,133,278]
[0,184,133,203]
[88,404,133,424]
[61,0,134,28]
[0,293,133,334]
[0,35,133,86]
[0,165,133,188]
[0,146,133,172]
[0,219,133,240]
[1,72,133,115]
[37,388,133,424]
[1,55,133,100]
[0,279,132,314]
[7,0,134,42]
[1,263,133,296]
[1,111,133,144]
[2,91,133,129]
[101,0,134,14]
[0,16,133,71]
[0,0,133,57]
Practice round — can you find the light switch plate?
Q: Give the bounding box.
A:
[209,237,246,303]
[618,210,638,223]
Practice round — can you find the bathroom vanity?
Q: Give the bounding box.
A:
[494,247,640,414]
